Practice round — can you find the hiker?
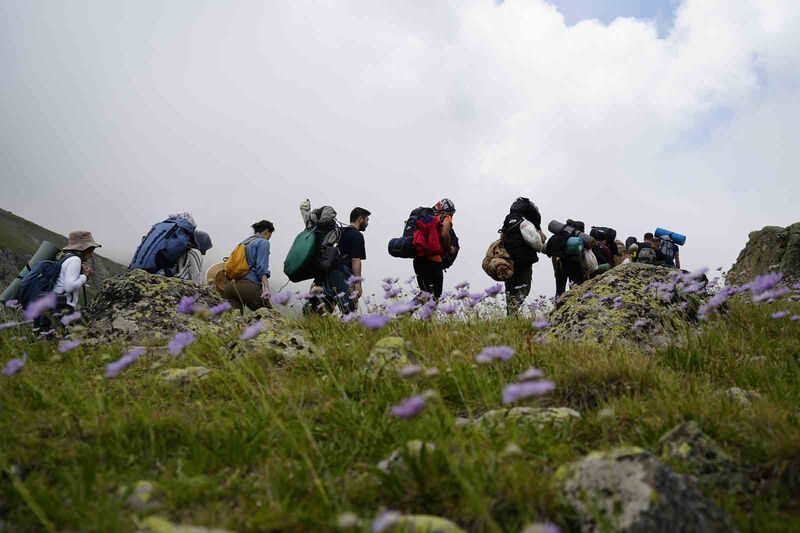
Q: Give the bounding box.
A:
[589,226,619,271]
[636,233,662,265]
[175,230,212,284]
[499,197,545,315]
[311,206,371,314]
[129,212,211,280]
[223,220,274,313]
[551,219,588,296]
[412,199,457,299]
[625,236,639,262]
[658,235,681,269]
[614,239,630,265]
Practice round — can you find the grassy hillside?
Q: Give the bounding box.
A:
[1,300,799,532]
[0,207,125,291]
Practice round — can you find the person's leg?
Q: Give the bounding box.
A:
[415,260,444,299]
[237,280,266,311]
[506,263,532,315]
[223,280,245,314]
[554,258,567,296]
[413,259,431,297]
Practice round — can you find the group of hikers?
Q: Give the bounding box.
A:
[6,198,686,323]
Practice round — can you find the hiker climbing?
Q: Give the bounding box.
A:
[18,231,101,328]
[389,199,458,299]
[129,212,212,282]
[222,220,274,313]
[654,228,684,269]
[497,197,545,315]
[546,219,594,297]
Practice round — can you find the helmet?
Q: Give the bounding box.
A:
[434,198,456,214]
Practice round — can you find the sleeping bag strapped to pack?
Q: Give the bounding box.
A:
[590,226,619,256]
[129,217,196,276]
[501,212,539,267]
[655,228,686,246]
[482,239,514,281]
[545,220,592,259]
[18,252,75,309]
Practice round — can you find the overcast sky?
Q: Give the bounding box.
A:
[2,0,799,302]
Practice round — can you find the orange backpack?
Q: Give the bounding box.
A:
[224,236,259,280]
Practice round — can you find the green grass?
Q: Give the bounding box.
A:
[1,300,799,532]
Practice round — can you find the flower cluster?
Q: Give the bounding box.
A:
[105,347,146,378]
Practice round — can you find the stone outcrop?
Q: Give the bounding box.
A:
[557,447,735,532]
[728,222,800,284]
[546,262,708,346]
[366,337,417,378]
[85,270,318,359]
[456,407,581,429]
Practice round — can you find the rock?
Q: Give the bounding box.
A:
[160,366,210,385]
[724,387,761,405]
[728,223,800,284]
[546,262,708,347]
[658,421,747,491]
[380,515,465,533]
[557,447,735,532]
[86,271,318,359]
[456,407,581,429]
[366,337,417,378]
[138,516,233,533]
[377,440,436,473]
[126,481,163,512]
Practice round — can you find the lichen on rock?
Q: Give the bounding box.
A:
[377,440,436,474]
[456,407,581,429]
[557,446,735,532]
[546,262,708,347]
[728,222,800,284]
[366,336,417,378]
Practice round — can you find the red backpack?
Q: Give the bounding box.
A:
[412,217,443,257]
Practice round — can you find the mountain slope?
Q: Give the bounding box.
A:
[0,207,126,291]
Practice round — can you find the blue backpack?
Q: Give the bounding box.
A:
[19,252,76,309]
[129,218,196,275]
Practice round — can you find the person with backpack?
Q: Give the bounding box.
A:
[550,219,588,297]
[412,199,456,299]
[499,197,545,315]
[222,220,274,313]
[636,233,663,265]
[658,235,681,268]
[174,230,212,284]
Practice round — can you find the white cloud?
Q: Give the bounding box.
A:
[1,0,798,302]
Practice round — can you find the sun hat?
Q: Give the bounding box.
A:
[62,231,102,251]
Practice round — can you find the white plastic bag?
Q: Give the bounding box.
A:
[520,220,544,252]
[581,249,599,274]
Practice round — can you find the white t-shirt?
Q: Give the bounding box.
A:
[175,248,204,285]
[53,255,87,308]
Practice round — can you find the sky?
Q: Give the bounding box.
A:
[2,0,799,305]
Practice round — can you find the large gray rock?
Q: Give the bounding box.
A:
[546,263,707,346]
[728,223,800,284]
[456,407,581,429]
[86,270,318,359]
[658,421,748,491]
[557,447,735,532]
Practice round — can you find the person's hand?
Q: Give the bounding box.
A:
[82,265,93,278]
[300,199,311,211]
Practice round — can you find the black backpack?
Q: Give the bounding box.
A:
[501,213,539,266]
[19,252,75,309]
[388,207,437,259]
[442,228,460,269]
[509,197,541,229]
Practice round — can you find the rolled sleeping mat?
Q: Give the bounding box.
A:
[655,228,686,246]
[0,240,61,303]
[547,220,593,246]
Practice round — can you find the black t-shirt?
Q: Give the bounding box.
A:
[339,227,366,261]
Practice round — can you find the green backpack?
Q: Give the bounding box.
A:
[284,229,319,282]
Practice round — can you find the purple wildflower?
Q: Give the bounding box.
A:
[105,347,146,378]
[59,311,82,326]
[753,287,790,303]
[502,380,555,404]
[455,290,470,301]
[372,511,402,532]
[209,301,232,315]
[532,320,549,330]
[439,303,457,315]
[390,394,426,419]
[346,275,365,287]
[580,291,596,301]
[168,331,196,356]
[749,272,783,295]
[475,345,514,363]
[382,276,399,285]
[239,321,264,340]
[387,301,415,316]
[687,267,709,279]
[398,364,422,378]
[455,281,470,290]
[177,295,200,315]
[418,305,434,321]
[791,315,800,322]
[2,352,27,376]
[340,312,357,323]
[360,314,391,330]
[5,299,20,309]
[23,292,56,321]
[272,291,292,306]
[771,310,790,319]
[541,524,561,533]
[58,339,81,353]
[519,367,544,381]
[0,321,21,331]
[383,286,402,299]
[485,284,505,297]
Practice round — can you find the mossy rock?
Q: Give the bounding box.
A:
[366,336,417,378]
[546,262,707,347]
[456,407,581,429]
[138,515,233,533]
[384,515,465,533]
[728,222,800,284]
[557,447,735,532]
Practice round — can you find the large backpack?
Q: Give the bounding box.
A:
[501,213,539,266]
[509,197,541,229]
[637,245,657,264]
[482,240,514,281]
[129,218,196,275]
[659,236,677,267]
[19,252,75,309]
[442,228,459,270]
[284,206,343,282]
[387,207,440,259]
[545,220,588,260]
